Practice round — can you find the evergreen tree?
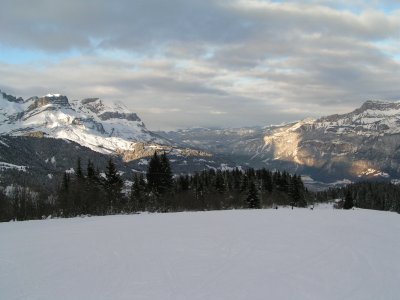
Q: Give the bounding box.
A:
[85,160,103,214]
[247,181,260,209]
[343,190,354,209]
[289,175,307,207]
[76,157,84,179]
[69,157,86,215]
[147,152,162,193]
[0,189,11,222]
[160,152,174,194]
[130,174,146,212]
[57,172,71,216]
[104,158,124,213]
[215,170,225,194]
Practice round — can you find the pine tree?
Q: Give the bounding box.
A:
[247,181,260,209]
[104,158,124,213]
[289,175,307,208]
[57,172,71,216]
[76,157,84,179]
[147,152,162,193]
[343,190,354,209]
[85,159,103,214]
[130,174,146,212]
[160,152,173,194]
[70,158,85,216]
[215,170,225,194]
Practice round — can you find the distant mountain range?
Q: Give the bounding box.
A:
[158,100,400,187]
[1,89,400,190]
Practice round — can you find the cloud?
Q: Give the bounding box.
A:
[0,0,400,129]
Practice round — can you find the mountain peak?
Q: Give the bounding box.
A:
[44,93,63,98]
[1,90,24,104]
[27,94,70,111]
[78,98,141,122]
[357,100,400,112]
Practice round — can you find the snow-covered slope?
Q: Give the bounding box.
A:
[1,209,400,300]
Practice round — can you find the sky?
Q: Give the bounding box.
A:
[1,0,400,130]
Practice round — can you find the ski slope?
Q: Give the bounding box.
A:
[1,208,400,300]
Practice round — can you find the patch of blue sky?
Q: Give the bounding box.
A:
[378,2,400,13]
[0,45,80,65]
[372,39,399,60]
[265,0,399,14]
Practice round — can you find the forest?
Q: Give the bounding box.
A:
[1,152,400,222]
[0,152,310,221]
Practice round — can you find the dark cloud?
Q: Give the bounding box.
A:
[0,0,399,129]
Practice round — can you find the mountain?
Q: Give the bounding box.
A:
[0,90,236,188]
[159,100,400,184]
[0,90,220,158]
[0,91,170,154]
[3,88,399,188]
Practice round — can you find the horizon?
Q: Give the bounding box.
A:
[2,88,400,131]
[1,0,400,130]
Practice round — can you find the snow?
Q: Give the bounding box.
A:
[0,95,168,155]
[0,162,27,172]
[138,159,149,165]
[65,168,75,174]
[1,209,400,300]
[0,138,9,147]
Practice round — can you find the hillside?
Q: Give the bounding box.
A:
[1,208,399,300]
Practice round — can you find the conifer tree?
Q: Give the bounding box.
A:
[130,174,146,212]
[215,170,225,194]
[70,157,85,215]
[289,175,307,207]
[160,152,173,194]
[58,172,71,216]
[147,152,162,193]
[85,159,103,214]
[76,157,84,179]
[247,181,260,209]
[343,190,354,209]
[104,158,124,213]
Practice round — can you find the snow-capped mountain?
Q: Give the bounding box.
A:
[3,88,400,186]
[0,90,216,161]
[159,100,400,183]
[0,90,239,188]
[0,91,167,154]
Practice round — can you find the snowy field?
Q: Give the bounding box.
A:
[1,208,400,300]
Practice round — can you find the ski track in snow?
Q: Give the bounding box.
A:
[1,209,400,300]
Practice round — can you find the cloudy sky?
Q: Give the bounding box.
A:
[1,0,399,130]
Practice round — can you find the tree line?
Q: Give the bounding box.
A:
[0,152,310,221]
[315,181,400,213]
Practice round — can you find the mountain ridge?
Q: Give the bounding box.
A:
[0,90,213,160]
[2,88,400,187]
[159,99,400,184]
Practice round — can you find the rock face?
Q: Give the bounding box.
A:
[159,100,400,183]
[26,94,71,111]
